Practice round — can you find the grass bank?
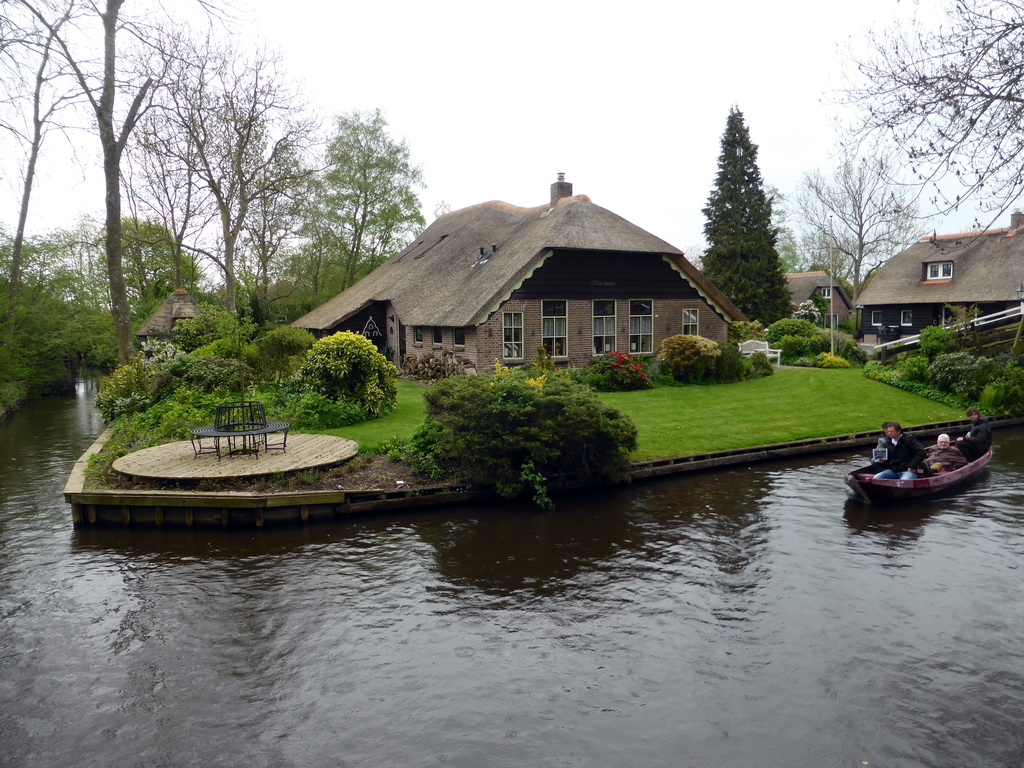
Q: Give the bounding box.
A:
[329,369,964,462]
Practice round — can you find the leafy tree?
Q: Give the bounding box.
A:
[18,0,157,363]
[702,108,791,325]
[795,151,922,304]
[120,218,201,323]
[139,33,316,314]
[847,0,1024,222]
[0,3,78,346]
[306,109,425,291]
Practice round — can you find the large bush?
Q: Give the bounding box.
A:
[712,342,751,383]
[918,325,958,359]
[656,335,721,383]
[411,365,637,506]
[766,318,818,345]
[727,320,765,344]
[253,326,315,382]
[927,352,992,399]
[170,306,240,352]
[296,331,398,417]
[95,355,153,422]
[581,351,652,391]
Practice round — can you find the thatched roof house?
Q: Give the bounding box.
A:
[858,212,1024,341]
[136,289,203,341]
[294,175,745,370]
[785,271,853,325]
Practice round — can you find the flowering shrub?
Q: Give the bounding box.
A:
[581,351,652,391]
[296,331,398,417]
[814,352,851,369]
[656,335,721,383]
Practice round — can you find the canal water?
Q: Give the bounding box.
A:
[2,380,1024,767]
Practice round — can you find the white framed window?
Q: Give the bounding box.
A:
[901,309,913,326]
[432,327,443,345]
[542,300,568,357]
[503,312,523,359]
[629,299,653,353]
[821,286,832,299]
[871,311,882,326]
[928,262,953,279]
[682,308,699,336]
[454,327,465,347]
[414,326,423,343]
[593,300,616,355]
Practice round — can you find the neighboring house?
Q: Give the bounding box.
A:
[293,175,746,370]
[136,289,202,343]
[785,271,853,328]
[858,212,1024,343]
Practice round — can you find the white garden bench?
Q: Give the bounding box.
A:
[738,339,781,364]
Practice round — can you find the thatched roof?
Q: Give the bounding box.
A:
[859,225,1024,306]
[785,271,852,309]
[136,289,203,338]
[294,195,743,330]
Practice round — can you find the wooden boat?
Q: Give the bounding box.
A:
[844,449,992,503]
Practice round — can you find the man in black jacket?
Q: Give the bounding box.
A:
[873,422,927,479]
[956,407,992,462]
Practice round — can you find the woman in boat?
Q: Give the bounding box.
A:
[873,422,927,480]
[925,433,967,472]
[956,407,992,462]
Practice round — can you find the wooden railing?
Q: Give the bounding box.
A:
[871,305,1024,355]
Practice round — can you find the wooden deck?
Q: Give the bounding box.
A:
[112,433,358,481]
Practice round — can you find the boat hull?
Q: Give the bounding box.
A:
[844,449,992,503]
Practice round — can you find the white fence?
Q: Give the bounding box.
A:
[870,305,1024,354]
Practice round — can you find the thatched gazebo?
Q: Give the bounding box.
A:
[136,289,203,343]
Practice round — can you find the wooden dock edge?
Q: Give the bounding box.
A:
[66,416,1023,528]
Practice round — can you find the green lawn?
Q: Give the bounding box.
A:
[598,367,962,460]
[325,369,965,461]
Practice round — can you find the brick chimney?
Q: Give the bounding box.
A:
[550,173,572,207]
[1012,211,1024,229]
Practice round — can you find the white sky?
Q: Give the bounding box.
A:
[6,0,992,253]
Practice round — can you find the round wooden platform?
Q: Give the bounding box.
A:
[112,433,358,480]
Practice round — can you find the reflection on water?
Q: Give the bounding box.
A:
[3,385,1024,767]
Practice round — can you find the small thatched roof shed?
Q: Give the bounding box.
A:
[136,289,203,340]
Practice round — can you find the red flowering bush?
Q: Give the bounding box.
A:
[582,351,653,391]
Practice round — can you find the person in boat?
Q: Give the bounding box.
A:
[872,422,927,480]
[956,407,992,462]
[869,422,896,472]
[925,433,967,473]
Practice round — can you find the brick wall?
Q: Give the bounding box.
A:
[415,298,731,370]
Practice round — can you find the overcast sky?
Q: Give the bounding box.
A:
[7,0,991,253]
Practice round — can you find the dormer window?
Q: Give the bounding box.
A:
[927,262,953,279]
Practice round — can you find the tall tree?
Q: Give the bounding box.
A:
[701,107,791,325]
[0,2,77,344]
[148,34,316,313]
[315,109,424,290]
[18,0,157,363]
[848,0,1024,223]
[795,151,922,303]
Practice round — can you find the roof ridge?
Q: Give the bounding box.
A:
[439,195,594,219]
[921,226,1012,241]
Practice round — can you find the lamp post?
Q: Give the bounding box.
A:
[828,216,835,356]
[1014,283,1024,353]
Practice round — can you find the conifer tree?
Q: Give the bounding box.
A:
[701,108,792,325]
